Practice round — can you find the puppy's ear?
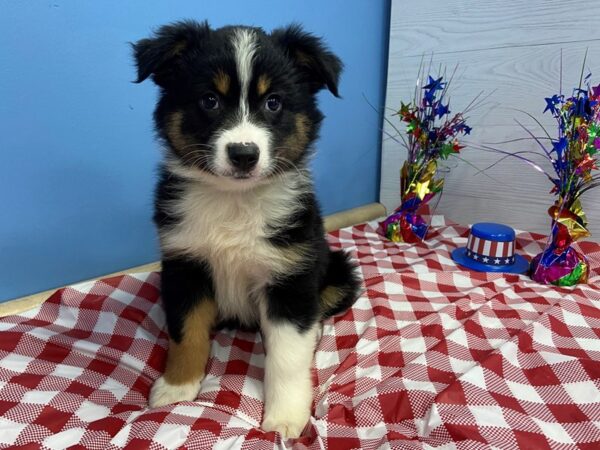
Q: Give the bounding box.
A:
[132,20,210,86]
[271,24,343,97]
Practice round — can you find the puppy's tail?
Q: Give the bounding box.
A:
[320,249,361,319]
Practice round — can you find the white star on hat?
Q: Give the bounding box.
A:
[494,258,501,264]
[482,257,489,263]
[505,258,511,264]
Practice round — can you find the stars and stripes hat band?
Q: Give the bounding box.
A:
[466,233,515,265]
[452,223,529,273]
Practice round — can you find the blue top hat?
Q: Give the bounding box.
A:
[451,223,529,273]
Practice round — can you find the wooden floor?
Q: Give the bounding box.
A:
[380,0,600,240]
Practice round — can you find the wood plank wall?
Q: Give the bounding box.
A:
[380,0,600,239]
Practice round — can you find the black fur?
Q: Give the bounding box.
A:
[271,23,343,97]
[160,256,214,343]
[134,20,359,343]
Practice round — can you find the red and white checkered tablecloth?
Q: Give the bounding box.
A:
[1,216,600,449]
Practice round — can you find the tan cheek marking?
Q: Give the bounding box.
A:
[166,111,192,155]
[257,74,271,96]
[163,299,218,385]
[282,114,311,160]
[295,114,310,148]
[214,70,230,95]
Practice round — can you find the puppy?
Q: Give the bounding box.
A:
[133,20,359,438]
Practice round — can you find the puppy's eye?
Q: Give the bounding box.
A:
[200,93,220,111]
[265,94,282,113]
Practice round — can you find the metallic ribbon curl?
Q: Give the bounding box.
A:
[530,202,590,286]
[379,160,443,243]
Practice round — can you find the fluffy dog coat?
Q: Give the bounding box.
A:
[133,20,359,438]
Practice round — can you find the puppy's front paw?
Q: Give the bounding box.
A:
[261,408,310,439]
[148,376,201,408]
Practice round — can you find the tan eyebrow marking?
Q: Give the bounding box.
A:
[257,74,271,96]
[213,69,230,95]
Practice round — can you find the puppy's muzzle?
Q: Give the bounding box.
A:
[227,142,259,172]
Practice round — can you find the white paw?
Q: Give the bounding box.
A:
[148,376,201,408]
[261,412,309,439]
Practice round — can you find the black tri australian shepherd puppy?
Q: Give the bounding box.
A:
[133,20,359,438]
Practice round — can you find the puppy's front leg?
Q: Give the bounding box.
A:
[260,285,319,439]
[149,258,217,408]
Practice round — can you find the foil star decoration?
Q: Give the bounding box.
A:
[544,94,562,114]
[527,65,599,286]
[379,69,475,244]
[481,58,598,286]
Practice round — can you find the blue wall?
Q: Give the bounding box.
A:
[0,0,390,301]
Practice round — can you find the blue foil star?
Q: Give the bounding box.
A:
[423,90,435,105]
[423,76,445,92]
[435,103,450,118]
[543,95,562,115]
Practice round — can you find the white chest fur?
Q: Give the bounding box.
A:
[160,174,307,325]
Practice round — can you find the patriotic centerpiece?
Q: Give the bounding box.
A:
[529,72,600,286]
[379,73,472,243]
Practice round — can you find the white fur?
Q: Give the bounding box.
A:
[160,167,310,327]
[166,157,268,191]
[213,120,272,177]
[260,303,319,439]
[232,28,256,118]
[149,376,201,408]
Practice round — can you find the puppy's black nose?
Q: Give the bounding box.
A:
[227,143,259,171]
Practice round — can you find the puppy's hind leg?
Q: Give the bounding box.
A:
[320,249,360,319]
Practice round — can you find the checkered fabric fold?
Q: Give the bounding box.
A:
[1,216,600,449]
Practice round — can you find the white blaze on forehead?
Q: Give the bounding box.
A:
[211,27,271,182]
[232,28,258,118]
